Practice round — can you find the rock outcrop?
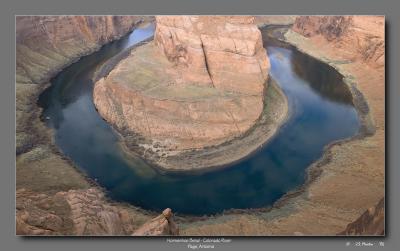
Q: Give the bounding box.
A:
[132,208,179,236]
[94,16,274,170]
[292,16,384,68]
[16,187,161,235]
[338,198,384,235]
[16,189,67,235]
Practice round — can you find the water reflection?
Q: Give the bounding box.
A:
[38,23,156,124]
[291,50,354,105]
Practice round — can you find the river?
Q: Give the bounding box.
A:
[38,23,359,215]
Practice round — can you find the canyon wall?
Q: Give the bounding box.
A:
[292,16,384,68]
[16,16,142,85]
[94,16,272,159]
[16,16,143,154]
[16,16,148,235]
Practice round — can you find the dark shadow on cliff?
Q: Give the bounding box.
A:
[291,50,354,106]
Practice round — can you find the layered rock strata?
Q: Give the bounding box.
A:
[94,16,276,170]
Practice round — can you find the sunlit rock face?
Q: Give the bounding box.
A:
[94,16,271,155]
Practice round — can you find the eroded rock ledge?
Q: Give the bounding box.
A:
[94,16,288,171]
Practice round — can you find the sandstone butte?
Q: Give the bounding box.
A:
[93,16,277,171]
